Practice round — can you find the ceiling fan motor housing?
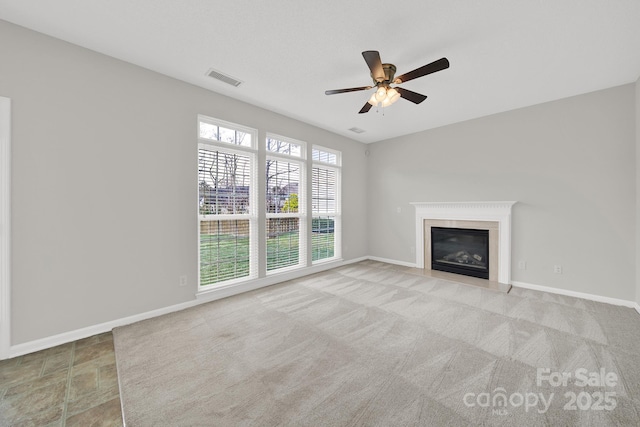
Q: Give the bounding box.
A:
[371,63,396,85]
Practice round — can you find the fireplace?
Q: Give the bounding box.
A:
[411,201,516,285]
[431,227,489,279]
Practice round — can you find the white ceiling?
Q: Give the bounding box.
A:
[1,1,640,143]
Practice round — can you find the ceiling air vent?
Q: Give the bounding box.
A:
[206,68,243,87]
[348,127,366,134]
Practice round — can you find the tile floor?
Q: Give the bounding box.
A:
[0,332,122,426]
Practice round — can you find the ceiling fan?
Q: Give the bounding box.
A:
[325,51,450,114]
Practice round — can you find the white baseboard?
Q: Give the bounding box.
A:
[367,256,416,268]
[8,299,200,359]
[512,280,639,311]
[345,256,370,264]
[6,257,368,359]
[8,257,638,359]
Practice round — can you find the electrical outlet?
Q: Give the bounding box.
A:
[518,260,526,270]
[553,265,562,274]
[396,207,402,213]
[179,275,187,287]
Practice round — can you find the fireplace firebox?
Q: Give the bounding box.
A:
[431,227,489,279]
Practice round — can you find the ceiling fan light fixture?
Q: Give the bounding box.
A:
[386,88,400,104]
[374,86,387,102]
[368,93,379,106]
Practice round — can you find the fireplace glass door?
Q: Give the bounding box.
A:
[431,227,489,279]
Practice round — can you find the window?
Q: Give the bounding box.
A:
[197,116,342,289]
[266,135,306,272]
[312,148,338,164]
[198,116,257,286]
[199,117,253,147]
[266,135,302,157]
[312,146,341,262]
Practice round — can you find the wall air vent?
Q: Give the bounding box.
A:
[206,68,243,87]
[348,127,366,134]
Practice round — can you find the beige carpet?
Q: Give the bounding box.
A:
[113,261,640,426]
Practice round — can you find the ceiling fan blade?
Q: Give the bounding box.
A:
[394,58,450,84]
[358,102,373,114]
[325,86,372,95]
[362,51,385,82]
[396,87,427,104]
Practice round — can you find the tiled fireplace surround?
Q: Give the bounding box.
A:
[411,201,516,285]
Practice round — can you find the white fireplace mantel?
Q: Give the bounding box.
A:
[410,201,516,284]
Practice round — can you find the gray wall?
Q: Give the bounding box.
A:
[0,20,368,345]
[2,18,637,346]
[636,75,640,306]
[368,85,636,301]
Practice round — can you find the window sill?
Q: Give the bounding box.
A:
[196,259,344,302]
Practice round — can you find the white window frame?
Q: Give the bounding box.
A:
[265,134,307,274]
[266,133,303,158]
[197,116,258,288]
[312,145,341,263]
[198,115,256,148]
